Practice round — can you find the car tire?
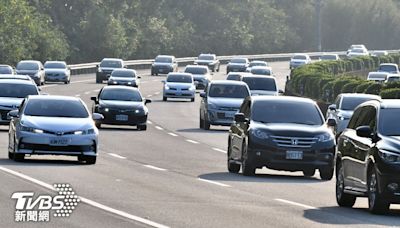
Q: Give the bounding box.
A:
[303,169,316,177]
[199,114,204,129]
[336,163,356,207]
[96,77,102,83]
[319,166,334,180]
[242,143,255,176]
[84,156,96,165]
[8,152,13,160]
[204,116,210,130]
[368,167,390,214]
[95,122,101,129]
[227,142,240,173]
[191,98,195,102]
[14,153,25,162]
[138,124,147,131]
[163,96,167,101]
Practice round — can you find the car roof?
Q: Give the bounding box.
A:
[199,53,216,56]
[387,74,400,77]
[227,72,251,76]
[45,61,66,64]
[231,57,248,60]
[242,75,276,80]
[368,72,389,76]
[102,85,139,91]
[340,93,381,99]
[185,65,208,69]
[101,58,123,62]
[210,80,248,86]
[156,55,174,58]
[18,60,41,64]
[379,63,398,66]
[251,66,272,70]
[0,64,12,67]
[167,72,192,77]
[251,96,316,104]
[0,77,36,85]
[381,100,400,109]
[28,95,80,101]
[112,68,136,72]
[0,75,33,80]
[250,60,267,63]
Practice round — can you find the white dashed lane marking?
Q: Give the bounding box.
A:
[155,126,164,131]
[275,198,317,210]
[198,178,230,187]
[108,153,127,159]
[168,133,178,137]
[186,139,199,144]
[147,121,153,125]
[212,148,227,154]
[143,165,167,171]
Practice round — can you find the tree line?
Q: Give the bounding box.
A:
[1,0,400,64]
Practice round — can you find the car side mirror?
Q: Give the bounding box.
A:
[328,104,337,111]
[161,80,166,84]
[194,81,199,86]
[234,113,247,123]
[278,89,284,94]
[90,96,98,103]
[200,92,206,98]
[92,113,104,121]
[96,64,99,68]
[356,126,373,138]
[145,99,152,105]
[8,110,19,119]
[38,87,42,92]
[137,76,142,79]
[327,118,337,127]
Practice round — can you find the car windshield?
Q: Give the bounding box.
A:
[369,73,387,80]
[17,62,39,70]
[387,77,400,82]
[155,57,172,63]
[231,59,246,64]
[44,62,66,69]
[320,55,337,60]
[249,62,267,67]
[242,77,276,91]
[293,55,306,60]
[379,65,397,73]
[252,101,324,125]
[24,99,89,118]
[100,89,142,102]
[341,97,376,111]
[198,55,214,60]
[226,74,241,81]
[209,84,249,98]
[0,66,12,74]
[251,68,271,75]
[111,70,135,78]
[352,49,365,53]
[0,83,38,98]
[185,67,207,75]
[167,75,192,83]
[379,108,400,136]
[100,60,122,68]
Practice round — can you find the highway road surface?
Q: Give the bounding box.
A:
[0,61,399,228]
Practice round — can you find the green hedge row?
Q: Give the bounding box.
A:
[286,54,400,103]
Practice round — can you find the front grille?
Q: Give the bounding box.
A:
[181,88,189,91]
[219,107,238,112]
[271,136,318,148]
[20,143,93,152]
[46,73,63,77]
[169,88,178,91]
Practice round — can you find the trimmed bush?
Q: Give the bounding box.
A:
[342,81,362,93]
[380,88,400,99]
[365,83,383,95]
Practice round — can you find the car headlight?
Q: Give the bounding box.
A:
[112,81,118,84]
[379,150,400,163]
[20,125,43,133]
[317,132,334,142]
[189,86,195,91]
[127,82,132,85]
[337,115,345,121]
[74,128,96,135]
[98,68,102,73]
[252,130,269,139]
[99,106,109,112]
[134,109,141,114]
[164,85,170,90]
[34,73,40,78]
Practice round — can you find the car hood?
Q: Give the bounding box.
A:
[109,76,136,82]
[166,82,193,89]
[251,122,328,137]
[291,59,307,63]
[99,100,143,109]
[0,97,24,108]
[192,74,207,79]
[378,136,400,155]
[45,69,68,74]
[250,90,278,96]
[16,69,38,74]
[21,116,94,132]
[153,62,172,66]
[208,97,244,109]
[336,110,353,119]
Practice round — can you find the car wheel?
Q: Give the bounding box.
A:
[204,116,210,130]
[303,169,315,177]
[138,124,147,131]
[84,156,96,165]
[13,153,25,162]
[95,122,101,129]
[96,77,102,83]
[78,155,84,162]
[319,166,334,180]
[163,96,167,101]
[191,98,195,102]
[199,114,204,129]
[336,163,356,207]
[368,167,390,214]
[227,141,240,173]
[242,143,255,176]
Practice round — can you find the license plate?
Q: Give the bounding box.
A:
[50,138,70,146]
[116,115,128,121]
[225,112,235,118]
[286,151,303,160]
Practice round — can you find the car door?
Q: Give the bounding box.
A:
[231,100,251,160]
[351,106,377,189]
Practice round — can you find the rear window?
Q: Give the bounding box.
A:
[252,100,323,125]
[208,84,249,98]
[155,57,172,63]
[341,97,377,111]
[379,65,398,73]
[24,99,89,118]
[0,83,38,98]
[249,62,267,67]
[185,67,207,75]
[0,66,12,74]
[251,68,272,75]
[242,77,276,91]
[293,55,307,60]
[100,60,122,68]
[17,62,39,70]
[44,62,66,69]
[198,55,215,61]
[167,75,192,83]
[226,74,242,81]
[231,59,247,64]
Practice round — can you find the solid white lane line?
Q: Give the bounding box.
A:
[108,153,127,159]
[212,148,227,154]
[275,198,317,210]
[186,139,199,144]
[198,178,230,187]
[0,166,169,228]
[168,132,178,137]
[143,165,167,171]
[155,126,164,131]
[147,121,153,125]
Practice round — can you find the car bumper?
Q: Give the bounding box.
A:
[163,89,195,99]
[15,132,98,156]
[376,162,400,203]
[107,81,137,87]
[152,66,173,74]
[227,66,247,72]
[247,141,335,171]
[98,111,147,126]
[207,109,238,126]
[45,75,68,82]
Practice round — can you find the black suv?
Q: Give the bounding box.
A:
[228,96,336,179]
[336,100,400,214]
[96,58,125,83]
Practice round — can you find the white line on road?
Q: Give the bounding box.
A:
[147,95,153,98]
[155,126,164,131]
[212,148,227,154]
[155,92,160,95]
[108,153,127,159]
[198,178,230,187]
[152,79,158,82]
[168,132,178,137]
[186,139,199,144]
[0,166,169,228]
[275,198,317,210]
[147,121,153,125]
[84,91,91,95]
[41,84,58,88]
[75,94,81,97]
[70,79,94,84]
[143,165,167,171]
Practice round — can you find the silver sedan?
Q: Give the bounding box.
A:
[8,95,103,164]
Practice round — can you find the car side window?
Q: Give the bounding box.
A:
[19,99,26,114]
[353,106,376,130]
[335,96,341,109]
[347,107,362,130]
[243,101,251,118]
[239,100,249,114]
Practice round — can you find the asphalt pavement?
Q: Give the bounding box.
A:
[0,61,399,228]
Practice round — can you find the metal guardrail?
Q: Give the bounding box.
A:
[68,50,400,75]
